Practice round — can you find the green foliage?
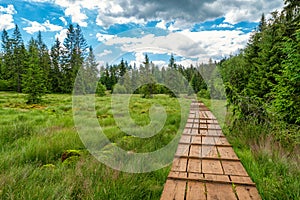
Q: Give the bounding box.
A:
[113,84,127,94]
[22,38,46,104]
[96,82,106,96]
[0,92,190,199]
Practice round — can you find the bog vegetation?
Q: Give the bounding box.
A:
[0,0,299,199]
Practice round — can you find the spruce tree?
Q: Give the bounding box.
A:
[22,38,46,103]
[12,25,26,92]
[50,38,63,93]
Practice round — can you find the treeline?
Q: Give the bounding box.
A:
[220,0,300,126]
[97,54,218,98]
[0,23,220,101]
[0,24,99,102]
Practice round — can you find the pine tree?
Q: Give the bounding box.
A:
[50,38,63,93]
[1,29,13,88]
[36,31,51,92]
[22,38,46,103]
[84,46,99,93]
[62,24,88,93]
[12,25,26,92]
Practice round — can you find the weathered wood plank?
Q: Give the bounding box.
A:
[235,186,261,200]
[186,182,206,200]
[188,158,201,173]
[175,144,190,157]
[222,161,249,176]
[202,160,223,174]
[190,145,201,157]
[160,180,187,200]
[172,158,188,172]
[217,147,239,160]
[206,183,237,200]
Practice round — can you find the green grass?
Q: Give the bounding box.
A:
[199,98,300,200]
[223,117,300,200]
[0,92,191,199]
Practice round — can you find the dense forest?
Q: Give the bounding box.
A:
[220,0,300,126]
[219,0,299,130]
[0,23,217,102]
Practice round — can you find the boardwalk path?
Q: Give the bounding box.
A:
[160,101,261,200]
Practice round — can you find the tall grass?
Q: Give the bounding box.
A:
[0,92,190,199]
[223,116,300,200]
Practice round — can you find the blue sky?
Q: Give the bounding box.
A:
[0,0,284,66]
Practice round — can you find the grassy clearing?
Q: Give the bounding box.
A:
[200,98,300,200]
[0,92,191,199]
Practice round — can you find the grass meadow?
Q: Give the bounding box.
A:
[0,92,191,199]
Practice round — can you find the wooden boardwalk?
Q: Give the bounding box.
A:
[160,101,261,200]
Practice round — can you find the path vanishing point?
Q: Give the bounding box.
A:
[160,101,261,200]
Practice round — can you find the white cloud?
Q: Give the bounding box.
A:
[65,5,88,27]
[96,33,115,42]
[44,20,64,31]
[26,0,284,30]
[97,49,112,57]
[55,28,68,43]
[212,23,234,28]
[156,20,167,30]
[23,21,47,34]
[23,19,63,34]
[59,16,67,26]
[0,5,16,15]
[0,5,16,31]
[102,29,251,63]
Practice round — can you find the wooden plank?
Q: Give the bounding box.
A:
[168,171,187,179]
[188,158,201,173]
[183,128,192,134]
[180,135,191,143]
[191,135,202,145]
[188,173,204,180]
[191,129,199,135]
[200,123,208,129]
[205,174,230,182]
[198,129,208,136]
[160,180,186,200]
[222,161,249,176]
[230,176,254,185]
[175,144,190,157]
[214,137,230,146]
[172,158,188,172]
[208,123,221,129]
[202,146,219,158]
[235,186,261,200]
[202,160,223,174]
[217,147,239,160]
[206,183,237,200]
[190,145,201,157]
[186,182,206,200]
[186,123,194,128]
[207,129,223,136]
[202,136,216,145]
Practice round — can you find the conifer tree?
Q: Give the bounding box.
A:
[50,38,63,93]
[12,25,26,92]
[22,38,46,103]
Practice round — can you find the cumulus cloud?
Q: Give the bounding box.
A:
[55,28,68,43]
[23,19,63,34]
[102,28,251,62]
[65,5,88,27]
[97,49,112,57]
[0,5,16,31]
[59,16,68,26]
[27,0,284,29]
[96,33,115,42]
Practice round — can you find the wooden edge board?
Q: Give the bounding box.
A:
[166,177,256,187]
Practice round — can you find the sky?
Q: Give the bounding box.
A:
[0,0,284,66]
